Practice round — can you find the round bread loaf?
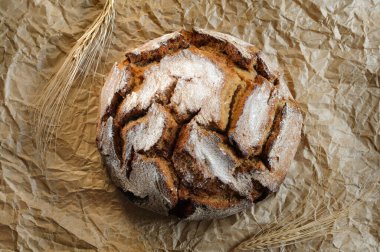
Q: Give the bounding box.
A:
[96,28,303,220]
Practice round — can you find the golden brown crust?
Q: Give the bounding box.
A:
[97,29,303,219]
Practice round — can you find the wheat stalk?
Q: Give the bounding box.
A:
[231,182,377,251]
[233,205,348,250]
[34,0,115,153]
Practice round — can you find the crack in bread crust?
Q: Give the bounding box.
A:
[97,29,303,219]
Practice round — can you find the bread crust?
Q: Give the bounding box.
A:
[96,28,303,219]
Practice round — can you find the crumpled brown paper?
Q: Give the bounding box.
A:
[0,0,379,251]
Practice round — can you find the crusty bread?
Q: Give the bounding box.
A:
[96,28,303,220]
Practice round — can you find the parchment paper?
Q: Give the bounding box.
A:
[0,0,379,251]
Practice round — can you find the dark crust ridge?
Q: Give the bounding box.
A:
[255,53,279,81]
[97,29,303,219]
[125,32,190,65]
[190,31,257,70]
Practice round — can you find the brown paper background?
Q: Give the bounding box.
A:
[0,0,379,251]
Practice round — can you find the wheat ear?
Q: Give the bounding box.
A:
[34,0,115,153]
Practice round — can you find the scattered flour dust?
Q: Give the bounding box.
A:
[123,104,166,161]
[266,103,303,172]
[188,124,237,183]
[186,123,255,197]
[230,80,273,155]
[128,154,172,212]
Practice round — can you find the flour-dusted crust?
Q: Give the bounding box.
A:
[228,76,277,156]
[96,28,303,220]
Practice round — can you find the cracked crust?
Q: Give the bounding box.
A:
[96,28,303,220]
